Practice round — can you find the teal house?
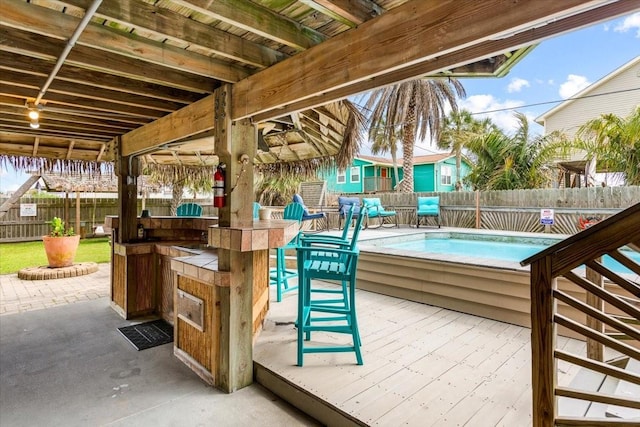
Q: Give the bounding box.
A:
[321,153,471,193]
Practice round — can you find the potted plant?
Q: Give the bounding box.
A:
[42,217,80,268]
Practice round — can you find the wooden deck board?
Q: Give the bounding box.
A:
[254,280,584,426]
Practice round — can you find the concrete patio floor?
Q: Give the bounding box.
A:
[0,267,319,427]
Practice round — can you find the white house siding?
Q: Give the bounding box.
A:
[538,56,640,140]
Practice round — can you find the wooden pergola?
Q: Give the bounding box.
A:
[2,0,639,399]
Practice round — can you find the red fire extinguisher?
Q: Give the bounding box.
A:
[213,165,225,208]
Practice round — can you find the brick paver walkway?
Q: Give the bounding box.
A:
[0,263,111,316]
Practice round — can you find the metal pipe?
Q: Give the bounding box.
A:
[34,0,104,105]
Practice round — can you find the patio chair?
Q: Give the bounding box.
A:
[416,196,440,228]
[269,202,304,302]
[362,197,397,229]
[292,194,327,231]
[176,203,203,217]
[338,196,362,230]
[295,205,365,366]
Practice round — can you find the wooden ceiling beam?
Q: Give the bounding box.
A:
[0,113,129,136]
[0,84,166,120]
[0,142,104,161]
[32,137,39,156]
[231,0,611,120]
[0,27,217,93]
[66,141,75,160]
[242,0,640,122]
[58,0,286,69]
[121,95,215,156]
[0,121,113,141]
[0,51,203,104]
[299,0,383,27]
[173,0,326,50]
[0,69,187,113]
[0,104,139,131]
[0,0,249,82]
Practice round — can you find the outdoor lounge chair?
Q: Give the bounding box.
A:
[416,196,440,228]
[292,194,326,231]
[362,197,397,228]
[176,203,203,217]
[338,196,361,230]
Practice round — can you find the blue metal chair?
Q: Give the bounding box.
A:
[416,196,441,228]
[269,202,304,302]
[176,203,203,217]
[362,197,397,228]
[292,194,327,231]
[295,206,366,366]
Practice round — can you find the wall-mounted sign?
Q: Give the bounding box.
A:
[20,203,37,217]
[540,208,554,225]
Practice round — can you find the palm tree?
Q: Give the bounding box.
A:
[364,78,466,192]
[369,121,402,191]
[574,107,640,186]
[438,110,495,190]
[465,112,562,190]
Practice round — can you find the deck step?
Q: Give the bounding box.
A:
[254,362,364,427]
[559,358,640,420]
[558,369,606,417]
[605,358,640,419]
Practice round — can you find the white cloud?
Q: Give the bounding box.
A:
[507,77,530,93]
[559,74,590,99]
[614,12,640,37]
[460,94,528,134]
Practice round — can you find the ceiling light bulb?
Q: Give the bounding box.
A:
[30,120,40,129]
[28,109,40,120]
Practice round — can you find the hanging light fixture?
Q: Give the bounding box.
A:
[26,101,42,129]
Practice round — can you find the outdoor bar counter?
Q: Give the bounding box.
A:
[105,215,300,390]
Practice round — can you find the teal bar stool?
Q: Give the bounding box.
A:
[298,206,361,309]
[295,206,366,366]
[269,202,304,302]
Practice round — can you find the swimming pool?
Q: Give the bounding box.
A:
[380,234,640,274]
[356,229,639,333]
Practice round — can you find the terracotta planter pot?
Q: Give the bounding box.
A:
[42,235,81,268]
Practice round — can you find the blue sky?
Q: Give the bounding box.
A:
[412,11,640,155]
[1,12,639,192]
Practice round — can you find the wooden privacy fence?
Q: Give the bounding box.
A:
[0,197,213,242]
[1,186,639,242]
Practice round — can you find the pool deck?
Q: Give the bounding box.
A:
[1,227,593,426]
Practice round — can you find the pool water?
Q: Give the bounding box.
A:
[383,237,640,274]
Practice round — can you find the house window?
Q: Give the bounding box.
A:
[350,166,360,183]
[441,165,452,185]
[337,169,346,184]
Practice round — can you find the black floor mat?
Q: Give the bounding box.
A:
[117,319,173,351]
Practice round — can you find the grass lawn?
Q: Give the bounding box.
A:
[0,237,111,275]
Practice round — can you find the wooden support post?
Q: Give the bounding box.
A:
[115,136,140,243]
[475,190,480,229]
[530,256,556,427]
[213,84,259,392]
[76,191,81,238]
[64,191,70,230]
[586,258,604,362]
